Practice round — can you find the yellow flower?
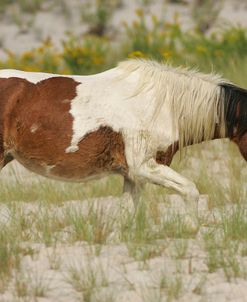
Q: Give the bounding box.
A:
[92,56,103,65]
[162,51,172,59]
[128,50,145,58]
[37,46,46,54]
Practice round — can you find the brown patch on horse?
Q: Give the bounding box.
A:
[2,76,128,180]
[52,126,128,180]
[3,77,77,156]
[0,77,31,167]
[156,142,179,166]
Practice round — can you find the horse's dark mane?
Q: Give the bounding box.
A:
[220,83,247,138]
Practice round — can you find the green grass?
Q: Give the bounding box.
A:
[0,228,21,293]
[14,270,51,300]
[65,203,115,245]
[0,174,122,204]
[144,268,184,302]
[220,206,247,241]
[203,215,247,281]
[170,239,188,260]
[127,242,166,265]
[66,260,109,302]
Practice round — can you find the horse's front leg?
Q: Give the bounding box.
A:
[133,158,200,228]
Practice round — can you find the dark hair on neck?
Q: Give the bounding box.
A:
[220,83,247,138]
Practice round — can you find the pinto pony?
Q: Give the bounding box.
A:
[0,60,246,220]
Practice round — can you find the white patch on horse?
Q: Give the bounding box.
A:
[30,123,39,133]
[66,59,226,174]
[65,65,174,158]
[65,146,79,153]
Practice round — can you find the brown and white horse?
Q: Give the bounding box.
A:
[0,60,246,221]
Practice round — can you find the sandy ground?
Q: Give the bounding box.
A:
[0,141,246,302]
[0,192,247,302]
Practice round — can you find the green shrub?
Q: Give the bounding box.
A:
[124,9,182,62]
[0,12,246,86]
[0,39,65,73]
[62,34,110,74]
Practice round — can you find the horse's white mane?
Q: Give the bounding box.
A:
[117,59,228,150]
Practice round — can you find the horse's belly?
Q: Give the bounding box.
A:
[7,125,127,182]
[12,151,110,182]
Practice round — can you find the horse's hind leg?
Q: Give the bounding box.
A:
[123,177,143,210]
[133,158,199,227]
